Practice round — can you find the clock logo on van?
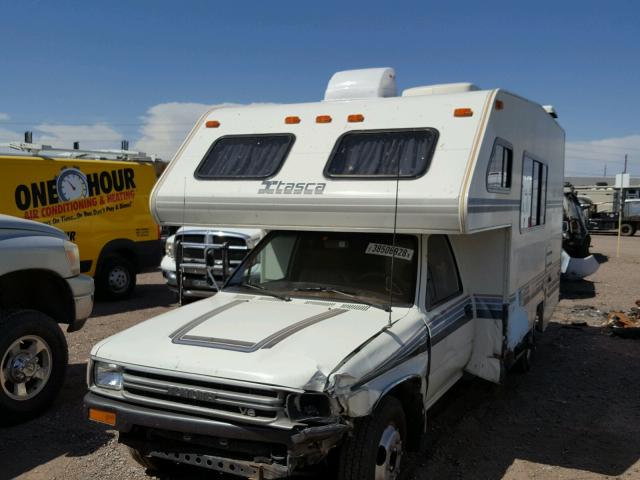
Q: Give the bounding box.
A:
[56,168,89,202]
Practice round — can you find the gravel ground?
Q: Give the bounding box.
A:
[0,234,639,480]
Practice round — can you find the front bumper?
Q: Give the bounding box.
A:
[66,274,94,331]
[85,392,349,477]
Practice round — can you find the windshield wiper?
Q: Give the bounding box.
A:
[237,282,291,302]
[293,286,391,312]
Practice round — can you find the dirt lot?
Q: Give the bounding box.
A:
[1,234,639,480]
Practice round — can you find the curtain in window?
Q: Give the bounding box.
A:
[197,135,293,178]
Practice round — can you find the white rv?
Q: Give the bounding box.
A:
[85,68,564,479]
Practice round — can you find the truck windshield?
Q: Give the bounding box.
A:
[226,231,418,308]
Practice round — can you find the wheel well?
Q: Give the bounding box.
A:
[0,270,74,324]
[383,377,424,451]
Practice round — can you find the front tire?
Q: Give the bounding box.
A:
[621,223,636,236]
[97,254,136,301]
[0,310,68,426]
[338,396,406,480]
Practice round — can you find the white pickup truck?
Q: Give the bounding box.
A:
[0,214,94,425]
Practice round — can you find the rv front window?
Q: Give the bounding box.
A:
[324,128,438,178]
[226,231,418,308]
[195,134,295,179]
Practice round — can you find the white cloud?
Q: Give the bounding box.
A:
[0,112,9,121]
[566,134,640,177]
[35,123,122,150]
[134,102,236,161]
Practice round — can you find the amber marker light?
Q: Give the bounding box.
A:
[453,108,473,117]
[347,114,365,123]
[316,115,332,123]
[89,408,116,426]
[205,120,220,128]
[285,116,301,124]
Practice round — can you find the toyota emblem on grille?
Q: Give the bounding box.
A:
[167,385,217,403]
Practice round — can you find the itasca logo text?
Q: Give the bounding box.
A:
[167,386,216,403]
[258,180,326,195]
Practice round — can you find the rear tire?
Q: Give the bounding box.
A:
[97,254,136,301]
[0,310,68,426]
[621,223,636,236]
[337,396,406,480]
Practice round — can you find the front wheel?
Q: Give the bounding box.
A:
[621,223,636,236]
[97,254,136,301]
[0,310,68,426]
[338,396,406,480]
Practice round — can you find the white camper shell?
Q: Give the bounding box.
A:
[86,68,564,480]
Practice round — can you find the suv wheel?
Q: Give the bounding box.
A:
[338,396,406,480]
[97,254,136,301]
[0,310,68,425]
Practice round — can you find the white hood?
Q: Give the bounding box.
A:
[93,292,404,391]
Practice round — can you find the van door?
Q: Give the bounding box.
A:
[424,235,474,402]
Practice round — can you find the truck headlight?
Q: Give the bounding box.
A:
[63,241,80,276]
[165,235,175,258]
[94,362,124,390]
[286,393,334,421]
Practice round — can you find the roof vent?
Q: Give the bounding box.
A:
[324,68,396,101]
[542,105,558,118]
[402,82,480,97]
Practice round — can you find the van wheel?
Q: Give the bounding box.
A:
[514,329,535,373]
[337,396,406,480]
[620,223,636,236]
[0,310,68,426]
[98,255,136,300]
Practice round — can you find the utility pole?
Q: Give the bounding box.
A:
[604,164,607,177]
[624,154,628,173]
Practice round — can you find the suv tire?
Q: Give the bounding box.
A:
[97,254,136,301]
[0,310,68,426]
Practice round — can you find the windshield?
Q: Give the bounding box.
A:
[226,231,419,307]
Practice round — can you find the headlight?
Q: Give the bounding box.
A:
[94,362,124,390]
[63,241,80,276]
[286,393,334,421]
[165,235,175,258]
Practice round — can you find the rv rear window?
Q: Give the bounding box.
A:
[324,128,438,179]
[195,134,295,179]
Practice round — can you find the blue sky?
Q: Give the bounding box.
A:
[1,0,639,175]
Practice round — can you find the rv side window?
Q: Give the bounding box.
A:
[520,155,548,230]
[426,235,463,309]
[195,134,295,179]
[487,140,513,192]
[324,128,438,179]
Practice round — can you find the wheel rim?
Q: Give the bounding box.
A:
[1,335,52,401]
[621,225,631,235]
[108,265,130,293]
[375,423,403,480]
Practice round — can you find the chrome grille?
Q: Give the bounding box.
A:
[121,369,288,425]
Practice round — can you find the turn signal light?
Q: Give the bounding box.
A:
[347,114,364,123]
[316,115,332,123]
[89,408,116,426]
[205,120,220,128]
[285,116,301,124]
[454,108,473,117]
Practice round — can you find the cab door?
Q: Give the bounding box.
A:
[423,235,474,402]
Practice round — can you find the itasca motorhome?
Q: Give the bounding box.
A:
[85,68,564,479]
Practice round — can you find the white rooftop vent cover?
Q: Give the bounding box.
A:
[324,68,396,101]
[542,105,558,118]
[402,82,479,97]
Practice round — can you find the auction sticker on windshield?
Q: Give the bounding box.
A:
[365,243,414,261]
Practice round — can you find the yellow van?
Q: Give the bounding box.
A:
[0,151,163,300]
